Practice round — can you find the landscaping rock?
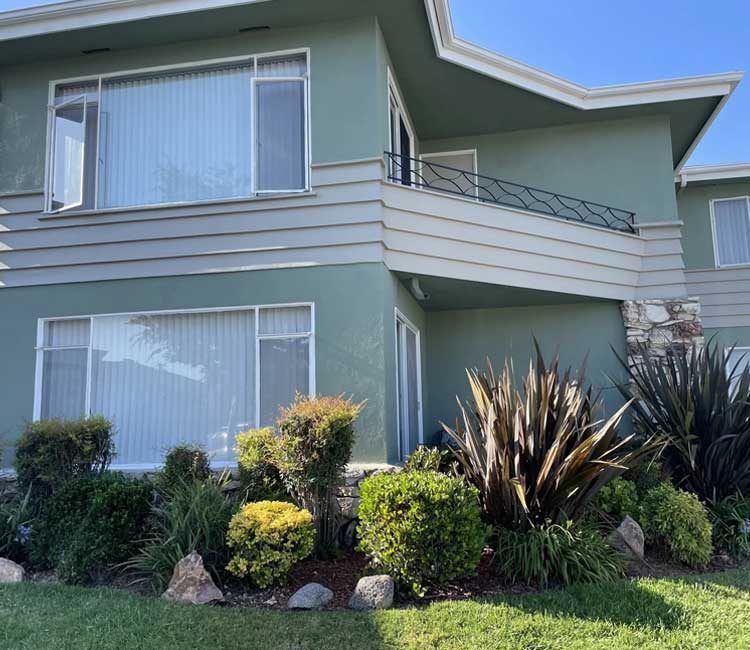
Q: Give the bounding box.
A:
[0,558,24,583]
[608,515,645,561]
[161,552,224,605]
[288,582,334,609]
[348,575,394,610]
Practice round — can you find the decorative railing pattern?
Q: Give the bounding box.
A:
[385,152,636,233]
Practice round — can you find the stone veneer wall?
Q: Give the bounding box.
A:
[621,297,704,370]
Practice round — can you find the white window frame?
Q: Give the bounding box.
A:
[44,48,312,216]
[387,68,416,180]
[419,149,479,198]
[394,308,423,461]
[46,94,89,214]
[709,196,750,268]
[33,302,316,469]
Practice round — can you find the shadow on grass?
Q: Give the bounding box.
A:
[480,578,686,631]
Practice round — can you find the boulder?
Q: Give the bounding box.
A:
[161,552,224,605]
[608,515,645,561]
[0,558,24,583]
[348,575,394,610]
[288,582,334,610]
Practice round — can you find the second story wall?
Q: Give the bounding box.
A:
[0,15,387,195]
[420,115,679,224]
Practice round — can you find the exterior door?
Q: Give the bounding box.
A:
[396,312,423,459]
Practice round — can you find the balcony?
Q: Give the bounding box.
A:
[384,152,636,233]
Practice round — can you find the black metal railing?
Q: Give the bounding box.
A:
[385,152,636,233]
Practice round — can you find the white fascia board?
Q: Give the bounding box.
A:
[676,163,750,185]
[425,0,742,111]
[0,0,270,40]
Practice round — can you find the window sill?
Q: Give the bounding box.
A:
[39,190,315,220]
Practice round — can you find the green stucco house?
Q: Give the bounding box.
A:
[0,0,746,470]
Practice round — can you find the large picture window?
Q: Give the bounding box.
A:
[35,304,314,468]
[46,51,309,214]
[712,197,750,267]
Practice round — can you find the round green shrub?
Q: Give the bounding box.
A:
[357,470,487,596]
[30,472,152,584]
[403,445,450,473]
[155,444,211,493]
[494,521,624,587]
[642,482,713,567]
[235,428,288,502]
[593,477,640,522]
[226,501,314,588]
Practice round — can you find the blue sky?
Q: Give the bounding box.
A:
[1,0,747,165]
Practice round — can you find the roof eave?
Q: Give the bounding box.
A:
[676,163,750,185]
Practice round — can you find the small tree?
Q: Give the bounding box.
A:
[271,395,363,553]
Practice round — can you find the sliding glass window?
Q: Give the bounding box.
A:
[46,52,309,213]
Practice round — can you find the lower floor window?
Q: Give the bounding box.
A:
[35,304,314,467]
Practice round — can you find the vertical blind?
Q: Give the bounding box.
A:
[48,53,308,212]
[37,305,313,466]
[714,198,750,266]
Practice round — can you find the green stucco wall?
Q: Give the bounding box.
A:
[0,16,387,194]
[677,181,750,270]
[704,327,750,349]
[424,301,629,443]
[421,115,678,223]
[0,263,395,467]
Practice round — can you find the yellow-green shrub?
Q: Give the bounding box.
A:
[642,482,713,567]
[235,429,287,502]
[226,501,314,587]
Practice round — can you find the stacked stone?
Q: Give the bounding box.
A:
[621,298,704,371]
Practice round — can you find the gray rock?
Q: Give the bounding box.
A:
[288,582,334,609]
[348,575,394,610]
[161,552,224,605]
[608,515,645,561]
[0,558,24,583]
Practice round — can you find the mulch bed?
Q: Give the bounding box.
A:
[24,549,745,611]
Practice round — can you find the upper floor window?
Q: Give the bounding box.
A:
[712,197,750,267]
[46,51,309,214]
[387,71,415,186]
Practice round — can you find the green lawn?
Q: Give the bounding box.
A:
[2,569,750,649]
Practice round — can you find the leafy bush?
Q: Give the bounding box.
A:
[124,473,236,591]
[357,470,486,596]
[707,494,750,558]
[616,341,750,502]
[226,501,314,588]
[403,445,452,473]
[641,482,713,567]
[15,416,115,502]
[0,486,33,563]
[443,346,655,530]
[31,472,151,584]
[624,459,665,499]
[235,428,287,502]
[593,478,640,523]
[493,521,624,587]
[272,395,363,551]
[154,444,211,493]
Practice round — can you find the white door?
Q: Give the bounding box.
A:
[396,312,423,459]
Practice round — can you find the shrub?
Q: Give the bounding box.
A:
[124,472,236,591]
[15,416,115,502]
[272,395,363,551]
[226,501,314,588]
[616,341,750,502]
[443,345,656,530]
[31,472,152,584]
[641,482,712,567]
[493,521,624,587]
[154,444,211,493]
[357,470,486,596]
[235,428,287,502]
[593,478,640,523]
[624,459,665,500]
[707,494,750,558]
[403,445,451,473]
[0,486,33,563]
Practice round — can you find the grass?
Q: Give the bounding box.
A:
[2,569,750,649]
